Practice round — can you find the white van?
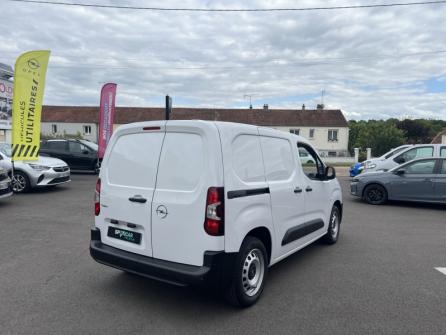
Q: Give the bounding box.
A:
[90,120,343,307]
[364,144,446,173]
[363,145,412,169]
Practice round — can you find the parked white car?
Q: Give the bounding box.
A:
[363,144,446,173]
[0,167,12,199]
[363,145,412,170]
[0,143,71,193]
[90,120,343,307]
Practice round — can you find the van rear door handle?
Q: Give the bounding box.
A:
[294,187,303,193]
[305,187,313,192]
[129,196,147,203]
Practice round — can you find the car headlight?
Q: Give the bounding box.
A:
[367,163,377,169]
[28,164,51,171]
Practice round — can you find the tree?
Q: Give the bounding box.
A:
[349,120,406,157]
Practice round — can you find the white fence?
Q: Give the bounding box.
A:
[322,156,356,165]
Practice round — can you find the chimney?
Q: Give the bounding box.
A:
[302,104,305,111]
[263,104,269,111]
[317,103,324,110]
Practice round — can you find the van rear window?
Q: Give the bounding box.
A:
[156,132,204,191]
[107,133,164,188]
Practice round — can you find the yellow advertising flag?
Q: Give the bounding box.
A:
[12,50,50,161]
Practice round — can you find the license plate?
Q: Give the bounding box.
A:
[107,227,141,244]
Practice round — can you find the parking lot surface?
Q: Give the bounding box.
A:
[1,175,445,335]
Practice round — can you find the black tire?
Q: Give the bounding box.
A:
[363,184,388,205]
[12,171,30,193]
[225,237,268,307]
[322,205,341,244]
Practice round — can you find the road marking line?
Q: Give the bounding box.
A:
[435,268,446,275]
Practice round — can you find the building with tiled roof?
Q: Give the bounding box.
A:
[41,105,350,157]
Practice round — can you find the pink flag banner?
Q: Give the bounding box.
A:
[98,83,117,159]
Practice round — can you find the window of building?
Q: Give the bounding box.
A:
[328,151,337,157]
[309,129,315,138]
[51,124,57,134]
[328,129,338,142]
[290,129,300,135]
[83,125,92,135]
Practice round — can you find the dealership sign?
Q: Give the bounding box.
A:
[0,78,13,128]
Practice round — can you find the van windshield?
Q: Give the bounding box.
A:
[384,146,407,159]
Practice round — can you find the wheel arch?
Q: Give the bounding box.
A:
[332,200,343,222]
[244,226,272,264]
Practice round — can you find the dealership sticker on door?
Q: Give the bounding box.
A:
[107,227,141,244]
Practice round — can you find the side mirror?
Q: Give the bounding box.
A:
[395,156,405,164]
[395,169,405,175]
[325,166,336,180]
[82,150,90,155]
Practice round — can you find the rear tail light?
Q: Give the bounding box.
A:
[94,178,101,216]
[204,187,224,236]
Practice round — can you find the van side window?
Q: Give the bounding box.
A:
[394,146,433,164]
[297,143,325,180]
[260,137,294,181]
[108,133,164,188]
[232,135,265,183]
[441,147,446,157]
[156,133,204,191]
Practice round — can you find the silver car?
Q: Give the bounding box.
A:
[0,167,12,199]
[0,143,71,193]
[351,157,446,205]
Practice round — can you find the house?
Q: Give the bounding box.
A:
[41,105,350,157]
[431,129,446,144]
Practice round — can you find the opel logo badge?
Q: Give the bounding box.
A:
[27,58,40,70]
[156,205,168,219]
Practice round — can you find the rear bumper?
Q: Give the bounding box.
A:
[90,228,236,286]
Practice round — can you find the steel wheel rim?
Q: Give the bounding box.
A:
[331,210,339,239]
[12,175,26,192]
[242,248,265,297]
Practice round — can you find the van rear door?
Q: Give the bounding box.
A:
[151,121,224,266]
[98,123,166,257]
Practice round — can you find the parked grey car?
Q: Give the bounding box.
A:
[0,143,71,193]
[0,166,12,199]
[351,157,446,205]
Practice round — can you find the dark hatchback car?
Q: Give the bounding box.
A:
[40,139,100,173]
[351,157,446,205]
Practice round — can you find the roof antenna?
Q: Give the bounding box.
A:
[244,94,253,109]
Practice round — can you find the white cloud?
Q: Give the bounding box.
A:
[1,0,445,119]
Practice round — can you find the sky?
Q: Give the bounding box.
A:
[1,0,446,120]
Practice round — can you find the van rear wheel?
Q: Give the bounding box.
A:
[225,236,268,307]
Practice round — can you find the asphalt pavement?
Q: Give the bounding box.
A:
[1,175,445,335]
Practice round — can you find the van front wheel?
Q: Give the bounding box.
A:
[322,205,341,244]
[225,237,268,307]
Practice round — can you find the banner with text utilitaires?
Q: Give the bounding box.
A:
[12,50,50,161]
